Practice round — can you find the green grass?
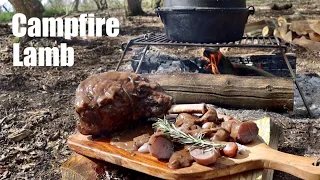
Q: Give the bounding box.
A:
[43,7,67,17]
[0,12,14,23]
[0,8,67,23]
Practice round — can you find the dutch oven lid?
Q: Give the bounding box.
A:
[156,7,252,12]
[164,0,246,8]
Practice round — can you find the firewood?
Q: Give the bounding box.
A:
[309,32,320,42]
[246,29,262,37]
[61,154,106,180]
[273,28,281,38]
[245,20,268,33]
[293,36,320,51]
[310,20,320,34]
[244,19,274,36]
[289,20,317,35]
[277,16,288,27]
[270,3,292,11]
[144,74,293,112]
[232,64,274,77]
[282,31,296,43]
[262,26,275,37]
[278,22,289,38]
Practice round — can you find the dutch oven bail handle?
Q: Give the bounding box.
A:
[156,6,255,16]
[248,6,255,15]
[156,7,165,23]
[156,7,161,17]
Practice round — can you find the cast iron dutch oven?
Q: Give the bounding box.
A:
[156,0,255,43]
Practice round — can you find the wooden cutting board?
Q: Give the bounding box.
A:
[67,128,320,180]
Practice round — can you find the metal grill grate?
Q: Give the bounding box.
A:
[114,32,313,117]
[129,33,286,49]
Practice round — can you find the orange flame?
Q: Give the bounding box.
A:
[202,50,223,74]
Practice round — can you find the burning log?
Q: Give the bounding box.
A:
[144,74,293,112]
[202,48,274,77]
[202,48,237,75]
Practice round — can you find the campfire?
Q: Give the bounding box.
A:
[116,45,296,112]
[125,47,295,77]
[203,48,224,74]
[202,48,275,77]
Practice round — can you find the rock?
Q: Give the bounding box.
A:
[8,129,32,142]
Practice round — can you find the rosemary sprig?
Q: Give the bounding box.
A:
[152,118,226,152]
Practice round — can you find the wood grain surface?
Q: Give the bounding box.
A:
[67,125,320,180]
[61,154,106,180]
[144,74,293,111]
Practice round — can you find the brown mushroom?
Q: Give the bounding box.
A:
[197,108,219,125]
[168,148,194,169]
[210,129,230,142]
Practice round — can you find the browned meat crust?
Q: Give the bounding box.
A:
[75,72,173,135]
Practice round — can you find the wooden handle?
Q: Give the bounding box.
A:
[259,147,320,180]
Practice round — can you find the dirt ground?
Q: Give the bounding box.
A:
[0,2,320,180]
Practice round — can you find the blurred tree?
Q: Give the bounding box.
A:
[125,0,144,16]
[93,0,108,10]
[9,0,44,19]
[152,0,163,9]
[9,0,44,43]
[73,0,80,12]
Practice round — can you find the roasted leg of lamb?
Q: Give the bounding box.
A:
[75,72,173,136]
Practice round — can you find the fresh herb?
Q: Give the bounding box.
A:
[153,118,226,152]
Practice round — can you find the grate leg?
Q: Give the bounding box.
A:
[135,45,150,74]
[279,47,314,118]
[115,41,133,71]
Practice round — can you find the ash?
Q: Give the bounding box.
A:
[118,47,210,74]
[294,74,320,118]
